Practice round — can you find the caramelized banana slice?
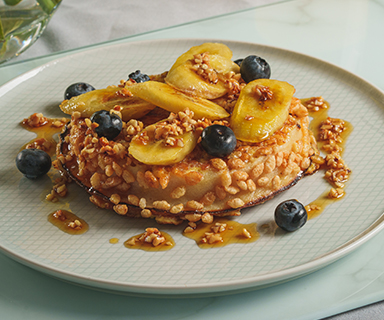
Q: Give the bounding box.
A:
[169,42,233,73]
[165,55,240,99]
[129,127,199,166]
[59,86,156,121]
[231,79,295,143]
[127,81,229,120]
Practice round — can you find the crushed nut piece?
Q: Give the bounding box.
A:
[135,228,166,247]
[303,96,327,111]
[113,204,128,215]
[201,212,214,224]
[68,219,82,230]
[22,113,48,127]
[242,228,252,239]
[329,187,345,199]
[254,85,273,102]
[191,53,218,84]
[141,209,152,218]
[53,209,66,221]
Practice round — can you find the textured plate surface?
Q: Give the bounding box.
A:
[0,39,384,295]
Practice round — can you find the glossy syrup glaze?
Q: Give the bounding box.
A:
[21,95,352,249]
[183,218,259,248]
[48,209,89,235]
[124,228,175,251]
[303,98,353,220]
[20,113,68,156]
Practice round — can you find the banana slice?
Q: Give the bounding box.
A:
[169,42,233,73]
[127,81,229,120]
[165,55,239,100]
[59,86,156,121]
[230,79,295,143]
[129,124,199,166]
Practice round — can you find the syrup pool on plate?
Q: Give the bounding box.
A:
[48,209,89,235]
[183,218,259,249]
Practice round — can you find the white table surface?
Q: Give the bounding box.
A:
[1,0,384,319]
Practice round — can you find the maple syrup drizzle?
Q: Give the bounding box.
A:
[302,98,353,220]
[20,117,68,156]
[306,190,345,220]
[48,209,89,235]
[183,218,259,249]
[124,231,175,251]
[23,96,351,246]
[308,108,353,156]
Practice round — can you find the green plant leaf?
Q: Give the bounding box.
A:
[36,0,61,14]
[0,17,4,42]
[2,0,22,42]
[3,0,23,6]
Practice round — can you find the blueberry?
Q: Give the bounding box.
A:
[90,110,123,140]
[128,70,150,83]
[240,55,271,83]
[274,199,307,232]
[201,125,237,158]
[65,82,95,100]
[15,149,51,179]
[234,58,243,66]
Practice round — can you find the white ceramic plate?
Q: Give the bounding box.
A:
[1,39,384,296]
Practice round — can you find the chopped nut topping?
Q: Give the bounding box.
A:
[127,194,140,206]
[138,228,166,247]
[183,226,195,233]
[186,200,204,210]
[242,228,252,239]
[254,85,273,102]
[318,117,351,188]
[224,73,246,100]
[185,171,203,186]
[191,53,218,84]
[311,154,325,165]
[171,186,186,199]
[46,190,58,203]
[110,193,121,204]
[53,209,66,221]
[22,113,48,127]
[291,102,309,118]
[53,183,67,197]
[319,117,345,142]
[329,187,345,199]
[113,204,128,215]
[53,73,331,225]
[170,203,184,214]
[200,192,216,207]
[211,222,227,233]
[135,108,200,148]
[200,222,228,244]
[140,209,152,218]
[201,212,214,224]
[184,221,197,233]
[139,197,147,209]
[303,96,327,112]
[227,198,245,209]
[25,138,52,152]
[153,200,171,211]
[68,219,82,230]
[184,213,202,222]
[228,158,245,170]
[202,232,223,244]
